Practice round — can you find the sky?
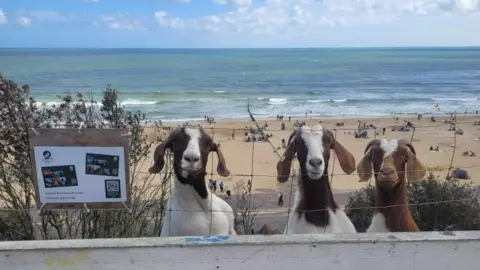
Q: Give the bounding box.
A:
[0,0,479,48]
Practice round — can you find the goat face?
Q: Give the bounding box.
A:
[277,125,356,182]
[149,126,230,181]
[357,139,426,192]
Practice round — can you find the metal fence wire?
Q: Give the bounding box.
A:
[0,117,479,240]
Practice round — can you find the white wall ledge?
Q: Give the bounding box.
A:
[1,231,480,270]
[1,231,479,251]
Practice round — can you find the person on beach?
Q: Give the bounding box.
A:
[277,192,283,206]
[213,180,217,193]
[232,128,235,140]
[220,181,224,193]
[247,180,252,192]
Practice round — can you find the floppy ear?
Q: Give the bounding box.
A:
[405,144,426,182]
[149,129,178,174]
[357,149,373,182]
[277,131,297,183]
[328,131,356,174]
[212,143,230,177]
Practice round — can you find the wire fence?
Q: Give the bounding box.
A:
[1,115,480,240]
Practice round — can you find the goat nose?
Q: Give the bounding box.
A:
[380,167,394,174]
[184,154,200,163]
[309,158,323,167]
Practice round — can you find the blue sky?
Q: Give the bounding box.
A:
[0,0,479,48]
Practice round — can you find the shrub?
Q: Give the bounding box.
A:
[0,74,172,240]
[345,178,480,232]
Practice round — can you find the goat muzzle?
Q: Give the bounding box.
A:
[378,167,399,191]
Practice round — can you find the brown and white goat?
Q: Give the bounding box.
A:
[357,139,426,232]
[277,125,357,234]
[149,125,236,237]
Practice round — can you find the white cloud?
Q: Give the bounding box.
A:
[188,0,480,37]
[213,0,252,7]
[16,16,31,26]
[29,10,67,21]
[154,11,185,29]
[455,0,479,11]
[0,9,7,24]
[100,13,146,30]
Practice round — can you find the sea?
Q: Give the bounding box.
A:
[1,48,479,122]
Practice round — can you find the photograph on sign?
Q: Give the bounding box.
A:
[86,153,119,177]
[41,165,78,188]
[33,146,127,204]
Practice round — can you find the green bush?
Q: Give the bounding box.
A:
[0,74,171,240]
[345,178,480,232]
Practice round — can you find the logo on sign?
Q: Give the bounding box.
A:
[42,150,53,163]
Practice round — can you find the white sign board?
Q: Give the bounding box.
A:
[33,146,127,204]
[29,128,131,209]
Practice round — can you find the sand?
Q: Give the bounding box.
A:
[139,114,480,210]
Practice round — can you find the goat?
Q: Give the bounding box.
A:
[357,139,426,232]
[277,125,357,234]
[149,125,236,237]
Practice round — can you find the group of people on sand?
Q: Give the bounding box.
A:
[293,120,306,127]
[245,133,272,142]
[208,179,227,194]
[204,115,215,124]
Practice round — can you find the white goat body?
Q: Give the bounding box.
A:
[161,174,236,237]
[284,172,357,234]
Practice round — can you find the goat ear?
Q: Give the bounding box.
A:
[212,143,230,177]
[406,147,426,182]
[149,142,168,174]
[277,137,296,183]
[357,149,373,182]
[149,129,177,174]
[331,135,356,174]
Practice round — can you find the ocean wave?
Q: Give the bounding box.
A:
[430,97,478,102]
[213,91,227,94]
[121,99,157,105]
[268,98,288,105]
[306,91,321,95]
[307,99,330,103]
[36,101,61,107]
[332,99,347,103]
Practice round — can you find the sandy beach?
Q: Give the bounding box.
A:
[138,114,480,212]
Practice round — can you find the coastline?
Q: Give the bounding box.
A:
[150,112,478,127]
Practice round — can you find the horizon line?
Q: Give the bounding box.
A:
[1,45,480,50]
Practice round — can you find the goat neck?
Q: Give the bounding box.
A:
[374,179,418,232]
[296,171,338,227]
[171,173,212,210]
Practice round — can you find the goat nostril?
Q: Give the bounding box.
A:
[184,155,200,163]
[309,158,322,167]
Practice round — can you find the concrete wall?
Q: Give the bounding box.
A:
[1,231,480,270]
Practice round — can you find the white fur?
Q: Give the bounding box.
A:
[161,174,236,237]
[284,171,357,234]
[379,139,398,167]
[181,128,202,173]
[367,213,390,233]
[300,125,325,180]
